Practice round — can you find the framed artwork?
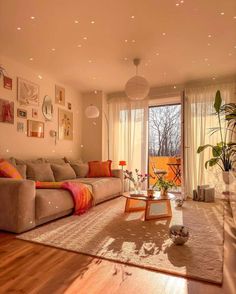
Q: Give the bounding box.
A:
[58,108,73,140]
[17,122,24,133]
[17,108,27,119]
[68,102,72,110]
[3,76,12,90]
[17,77,39,106]
[27,120,44,138]
[32,108,38,119]
[55,85,65,106]
[0,98,14,124]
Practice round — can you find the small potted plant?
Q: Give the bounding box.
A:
[153,177,175,197]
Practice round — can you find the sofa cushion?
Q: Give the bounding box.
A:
[36,189,74,220]
[88,160,112,178]
[15,158,45,165]
[16,164,27,179]
[44,158,66,165]
[51,163,76,181]
[71,177,122,204]
[0,159,23,179]
[70,163,89,178]
[27,163,55,182]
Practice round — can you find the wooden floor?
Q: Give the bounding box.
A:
[0,203,236,294]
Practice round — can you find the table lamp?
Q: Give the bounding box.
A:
[119,160,126,170]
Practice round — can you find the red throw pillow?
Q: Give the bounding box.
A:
[87,160,112,177]
[0,159,23,179]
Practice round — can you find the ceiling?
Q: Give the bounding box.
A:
[0,0,236,93]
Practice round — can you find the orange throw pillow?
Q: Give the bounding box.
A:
[0,159,23,179]
[87,160,112,177]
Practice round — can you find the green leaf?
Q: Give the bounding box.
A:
[197,144,213,153]
[214,90,222,113]
[212,145,222,157]
[205,158,220,169]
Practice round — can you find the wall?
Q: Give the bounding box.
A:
[0,55,82,160]
[81,91,103,162]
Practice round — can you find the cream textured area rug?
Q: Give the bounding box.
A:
[17,197,224,284]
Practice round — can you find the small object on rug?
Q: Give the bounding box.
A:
[169,225,189,245]
[175,198,184,207]
[204,187,215,202]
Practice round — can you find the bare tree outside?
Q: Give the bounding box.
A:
[149,105,181,157]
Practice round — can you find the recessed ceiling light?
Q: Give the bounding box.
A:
[207,43,211,46]
[207,64,210,66]
[124,57,128,61]
[51,48,56,51]
[88,60,92,63]
[204,58,208,61]
[208,34,212,38]
[234,16,236,19]
[131,39,136,43]
[74,20,79,24]
[77,44,82,47]
[234,46,236,49]
[173,85,177,89]
[94,90,98,94]
[212,77,216,80]
[38,75,43,79]
[29,57,34,61]
[162,32,166,36]
[83,36,87,40]
[156,52,159,56]
[220,12,225,15]
[30,16,35,20]
[16,27,21,31]
[91,20,95,24]
[124,39,128,42]
[176,3,180,6]
[180,0,184,3]
[131,15,135,19]
[228,53,232,56]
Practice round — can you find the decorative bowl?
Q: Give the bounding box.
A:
[175,198,184,207]
[169,225,189,245]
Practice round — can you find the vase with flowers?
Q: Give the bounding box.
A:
[124,169,148,194]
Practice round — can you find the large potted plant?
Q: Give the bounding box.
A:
[197,90,236,183]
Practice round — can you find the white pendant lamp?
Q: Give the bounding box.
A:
[85,104,100,118]
[125,58,149,100]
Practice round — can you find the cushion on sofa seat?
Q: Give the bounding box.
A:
[27,163,55,182]
[44,158,66,165]
[70,163,89,178]
[70,177,122,204]
[16,164,27,179]
[51,163,76,181]
[36,189,74,220]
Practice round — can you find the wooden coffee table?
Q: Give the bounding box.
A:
[122,191,175,220]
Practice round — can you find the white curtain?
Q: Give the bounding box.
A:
[108,96,149,175]
[184,82,236,197]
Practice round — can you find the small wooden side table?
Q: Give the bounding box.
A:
[122,191,175,220]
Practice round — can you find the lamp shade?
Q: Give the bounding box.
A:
[125,75,149,100]
[85,105,100,118]
[119,160,126,166]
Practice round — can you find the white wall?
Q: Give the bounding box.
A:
[0,55,82,160]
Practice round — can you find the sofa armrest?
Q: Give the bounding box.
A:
[0,178,36,233]
[112,169,124,192]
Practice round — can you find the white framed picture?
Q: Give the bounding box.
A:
[17,78,40,106]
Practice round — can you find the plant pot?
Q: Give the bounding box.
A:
[147,189,154,198]
[222,171,230,185]
[160,188,168,197]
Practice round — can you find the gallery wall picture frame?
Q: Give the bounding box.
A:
[32,108,38,119]
[0,98,14,124]
[17,77,40,106]
[55,85,65,106]
[17,108,27,119]
[3,76,13,90]
[58,108,73,140]
[27,120,44,138]
[68,102,72,110]
[17,122,24,133]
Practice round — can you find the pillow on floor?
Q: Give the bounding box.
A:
[87,160,112,177]
[0,159,23,179]
[27,163,55,182]
[51,163,76,181]
[70,163,89,178]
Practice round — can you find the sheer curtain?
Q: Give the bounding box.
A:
[184,82,236,197]
[108,96,149,175]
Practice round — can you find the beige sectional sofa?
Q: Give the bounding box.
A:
[0,158,123,233]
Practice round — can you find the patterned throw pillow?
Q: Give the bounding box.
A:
[87,160,112,178]
[0,159,23,179]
